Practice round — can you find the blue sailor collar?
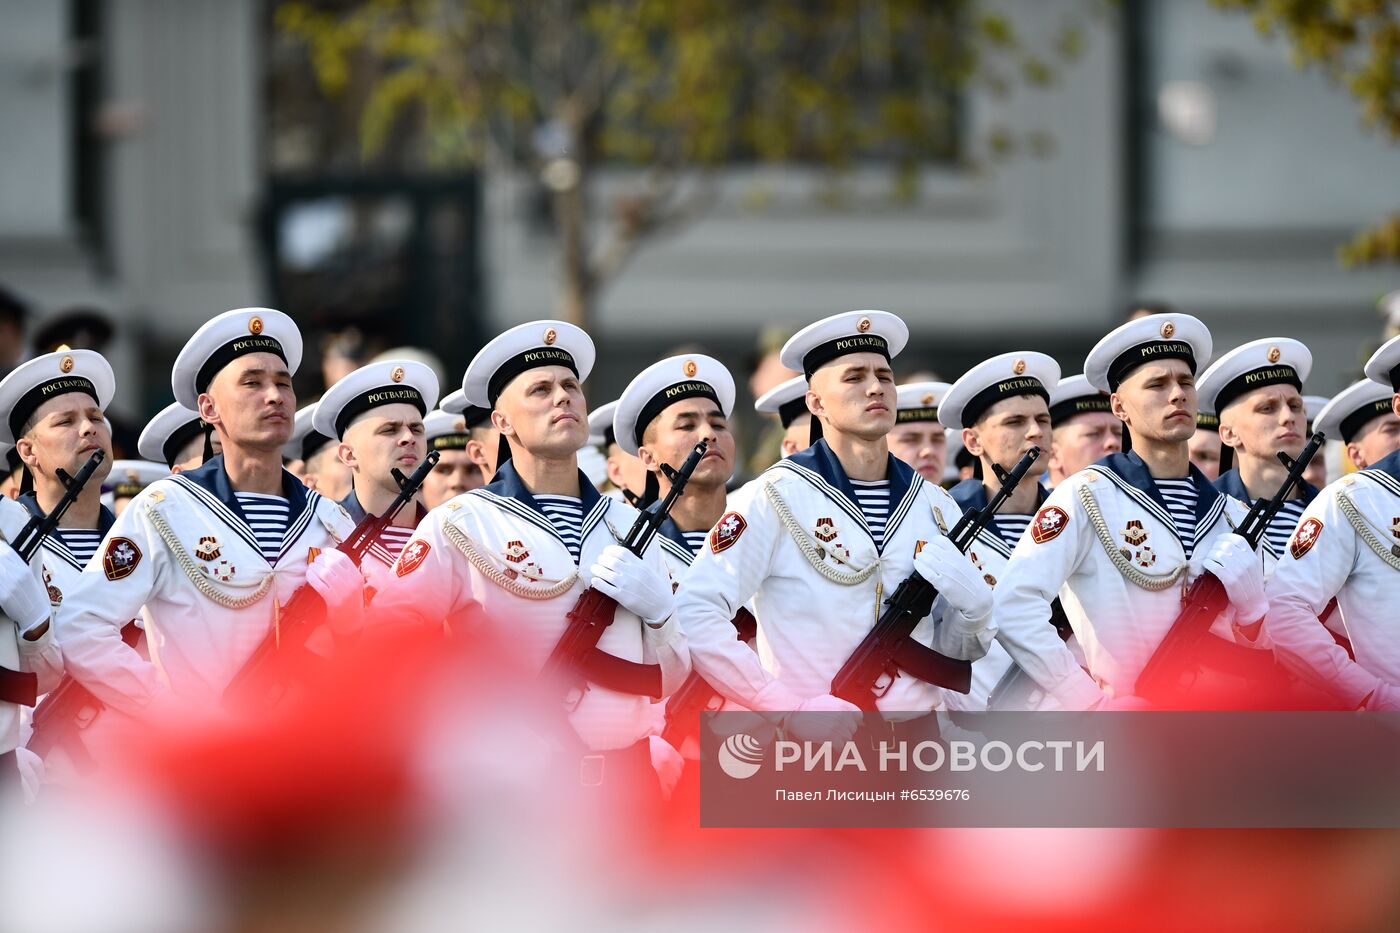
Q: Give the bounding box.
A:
[179,454,311,515]
[775,438,920,553]
[1086,451,1228,554]
[1214,467,1319,509]
[17,490,117,536]
[656,514,690,549]
[947,477,1050,545]
[471,459,610,562]
[653,513,701,565]
[18,490,116,569]
[172,454,322,565]
[1095,450,1222,517]
[338,487,428,527]
[338,487,428,566]
[1360,447,1400,497]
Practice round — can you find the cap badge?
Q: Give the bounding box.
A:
[59,355,74,374]
[922,393,935,405]
[544,327,558,345]
[1267,346,1281,363]
[1160,321,1175,338]
[248,316,264,335]
[1013,359,1027,376]
[683,359,698,378]
[454,418,465,432]
[857,317,872,333]
[391,366,405,383]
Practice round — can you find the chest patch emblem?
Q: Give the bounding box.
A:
[812,516,851,563]
[201,558,237,583]
[1391,517,1399,541]
[194,535,222,562]
[1122,520,1147,546]
[1121,519,1156,567]
[504,540,529,563]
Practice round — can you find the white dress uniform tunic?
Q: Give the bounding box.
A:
[611,354,750,756]
[313,358,440,594]
[936,351,1063,711]
[0,496,62,764]
[369,321,690,754]
[373,459,689,751]
[676,439,991,714]
[992,314,1264,709]
[1264,336,1400,707]
[675,311,994,718]
[57,449,356,712]
[54,308,357,714]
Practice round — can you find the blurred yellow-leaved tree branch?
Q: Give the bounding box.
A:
[1213,0,1400,267]
[275,0,1111,328]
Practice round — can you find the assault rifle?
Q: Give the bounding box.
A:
[223,450,440,709]
[830,446,1042,711]
[1135,431,1324,702]
[541,440,707,709]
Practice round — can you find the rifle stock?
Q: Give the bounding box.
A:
[661,608,755,748]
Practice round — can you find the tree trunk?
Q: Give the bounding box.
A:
[551,102,593,330]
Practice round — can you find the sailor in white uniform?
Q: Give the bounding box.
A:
[1312,379,1400,472]
[938,351,1063,711]
[1046,374,1122,488]
[992,314,1267,709]
[313,358,439,595]
[674,311,996,745]
[1264,336,1400,710]
[53,308,363,718]
[888,381,952,484]
[421,407,485,509]
[586,400,647,504]
[0,354,82,790]
[285,403,352,501]
[369,321,689,795]
[1199,338,1318,559]
[1,351,119,616]
[439,388,499,487]
[753,375,812,462]
[611,354,745,759]
[1301,394,1331,489]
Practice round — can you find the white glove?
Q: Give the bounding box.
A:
[1365,683,1400,711]
[305,549,365,634]
[784,694,862,744]
[588,544,673,626]
[1203,535,1268,625]
[913,535,993,624]
[0,542,49,635]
